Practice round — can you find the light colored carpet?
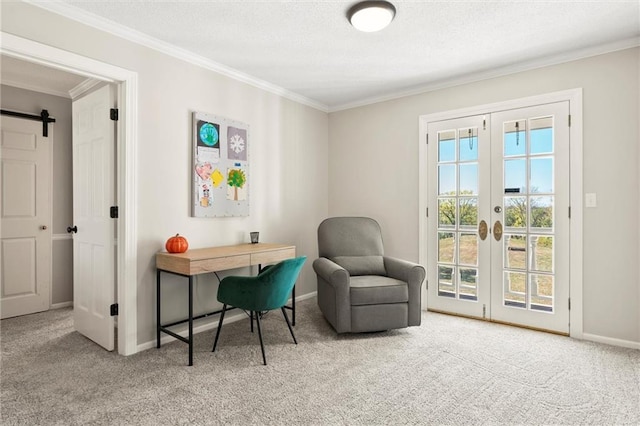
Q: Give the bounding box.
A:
[1,298,639,425]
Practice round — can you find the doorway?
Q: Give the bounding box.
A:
[1,31,138,356]
[419,90,583,336]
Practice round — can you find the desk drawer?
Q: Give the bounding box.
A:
[191,254,251,275]
[251,247,296,266]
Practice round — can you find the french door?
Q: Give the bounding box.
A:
[426,101,570,334]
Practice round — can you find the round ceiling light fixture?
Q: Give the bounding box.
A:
[347,1,396,32]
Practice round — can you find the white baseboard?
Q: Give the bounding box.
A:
[295,291,317,302]
[582,333,640,350]
[136,291,317,353]
[50,301,73,309]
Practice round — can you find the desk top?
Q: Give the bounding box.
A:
[156,243,296,276]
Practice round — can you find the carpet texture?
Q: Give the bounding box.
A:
[1,298,639,425]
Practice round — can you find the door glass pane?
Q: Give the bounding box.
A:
[504,159,526,194]
[504,120,526,156]
[531,236,553,273]
[438,130,456,162]
[530,274,553,312]
[530,196,553,230]
[459,198,478,227]
[438,164,456,195]
[438,198,456,228]
[459,233,478,266]
[530,157,553,193]
[505,234,526,269]
[504,271,526,308]
[530,117,553,155]
[504,197,527,228]
[438,266,455,298]
[459,268,477,301]
[459,128,478,161]
[438,232,455,263]
[459,163,478,195]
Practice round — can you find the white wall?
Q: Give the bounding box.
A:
[1,2,328,346]
[329,48,640,344]
[0,84,73,305]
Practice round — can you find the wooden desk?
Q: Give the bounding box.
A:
[156,243,296,366]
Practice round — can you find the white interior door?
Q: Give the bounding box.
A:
[72,85,116,350]
[1,116,51,319]
[426,101,570,334]
[490,102,570,333]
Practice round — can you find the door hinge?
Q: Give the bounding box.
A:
[482,304,486,319]
[568,114,571,127]
[110,206,119,219]
[568,206,571,218]
[483,118,486,130]
[426,133,429,144]
[568,298,571,311]
[426,207,429,217]
[110,108,119,121]
[426,280,428,290]
[110,303,118,316]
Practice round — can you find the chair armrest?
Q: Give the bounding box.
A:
[312,257,350,289]
[384,257,425,326]
[384,257,425,287]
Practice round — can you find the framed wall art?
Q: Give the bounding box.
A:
[192,111,249,217]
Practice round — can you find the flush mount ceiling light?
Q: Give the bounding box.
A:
[347,1,396,32]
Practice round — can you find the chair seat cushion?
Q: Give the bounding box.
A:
[350,275,408,306]
[331,255,386,276]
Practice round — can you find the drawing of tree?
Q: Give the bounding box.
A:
[227,169,246,201]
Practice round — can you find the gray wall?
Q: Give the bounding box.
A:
[3,1,637,348]
[0,84,74,305]
[1,2,329,346]
[329,47,640,344]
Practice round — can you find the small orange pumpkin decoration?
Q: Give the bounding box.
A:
[165,234,189,253]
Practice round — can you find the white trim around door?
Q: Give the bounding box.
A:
[0,32,139,356]
[419,88,583,339]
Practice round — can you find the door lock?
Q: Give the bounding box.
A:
[494,206,502,213]
[40,225,48,230]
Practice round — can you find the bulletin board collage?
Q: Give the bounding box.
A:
[192,111,250,217]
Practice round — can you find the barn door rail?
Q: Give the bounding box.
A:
[1,109,56,137]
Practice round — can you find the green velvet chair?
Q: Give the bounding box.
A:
[212,256,306,365]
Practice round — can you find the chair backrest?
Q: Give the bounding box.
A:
[317,217,386,276]
[253,256,307,311]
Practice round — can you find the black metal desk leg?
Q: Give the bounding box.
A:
[188,275,194,366]
[156,270,161,348]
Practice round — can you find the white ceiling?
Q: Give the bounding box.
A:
[15,1,640,110]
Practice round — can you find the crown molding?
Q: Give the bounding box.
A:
[23,0,329,113]
[329,36,640,113]
[68,77,101,100]
[1,78,72,99]
[20,1,639,115]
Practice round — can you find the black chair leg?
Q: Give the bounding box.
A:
[255,311,267,365]
[250,310,254,333]
[281,307,297,344]
[212,304,227,352]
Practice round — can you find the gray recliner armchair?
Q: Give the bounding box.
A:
[313,217,426,333]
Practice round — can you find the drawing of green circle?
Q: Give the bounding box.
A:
[199,123,219,147]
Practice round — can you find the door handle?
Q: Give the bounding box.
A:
[493,220,503,242]
[40,225,48,230]
[478,220,488,241]
[67,226,78,234]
